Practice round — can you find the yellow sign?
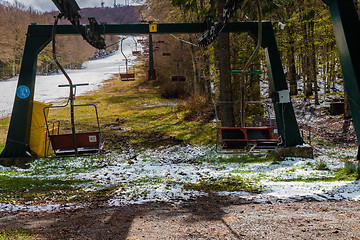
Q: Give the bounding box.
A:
[149,24,157,33]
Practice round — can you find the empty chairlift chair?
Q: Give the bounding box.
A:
[45,14,102,157]
[119,38,136,81]
[162,43,171,56]
[44,83,103,156]
[132,37,141,56]
[119,64,136,81]
[215,100,280,153]
[170,59,186,82]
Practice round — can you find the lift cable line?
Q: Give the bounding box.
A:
[170,34,199,47]
[238,0,262,127]
[106,40,122,49]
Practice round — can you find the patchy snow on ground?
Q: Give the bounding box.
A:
[0,145,359,213]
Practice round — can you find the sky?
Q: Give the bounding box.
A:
[2,0,138,12]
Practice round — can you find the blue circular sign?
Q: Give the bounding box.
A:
[16,85,30,99]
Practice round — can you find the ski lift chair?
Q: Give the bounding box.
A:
[170,75,186,81]
[119,38,136,81]
[170,59,186,82]
[162,43,171,56]
[132,50,141,56]
[215,100,280,153]
[216,2,276,153]
[120,73,136,81]
[44,83,103,156]
[119,64,135,81]
[132,37,141,56]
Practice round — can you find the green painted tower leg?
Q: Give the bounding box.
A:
[250,23,304,147]
[148,34,156,80]
[0,25,51,158]
[322,0,360,159]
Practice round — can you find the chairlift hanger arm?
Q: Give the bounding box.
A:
[51,0,106,49]
[223,0,246,25]
[198,0,246,47]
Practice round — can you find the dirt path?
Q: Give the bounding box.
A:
[0,196,359,239]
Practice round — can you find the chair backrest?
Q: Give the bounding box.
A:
[50,132,100,150]
[170,75,186,81]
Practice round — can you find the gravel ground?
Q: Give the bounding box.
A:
[0,196,359,239]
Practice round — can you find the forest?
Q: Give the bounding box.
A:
[0,2,360,237]
[0,2,138,80]
[138,0,360,126]
[1,0,358,125]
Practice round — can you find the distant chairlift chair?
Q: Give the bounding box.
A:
[162,43,171,56]
[44,83,103,156]
[132,37,141,56]
[170,59,186,81]
[119,38,136,81]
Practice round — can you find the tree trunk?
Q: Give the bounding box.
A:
[325,42,330,95]
[344,91,352,119]
[202,53,213,106]
[246,60,262,126]
[288,47,297,95]
[303,22,313,98]
[286,26,297,96]
[309,20,319,105]
[217,0,234,127]
[189,43,200,95]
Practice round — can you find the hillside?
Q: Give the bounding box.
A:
[0,4,140,80]
[79,6,139,24]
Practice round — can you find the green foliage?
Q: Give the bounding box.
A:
[207,153,276,164]
[344,164,360,180]
[266,150,282,162]
[275,167,359,182]
[0,176,91,203]
[183,176,263,193]
[175,95,214,122]
[315,160,330,171]
[0,229,37,240]
[170,0,216,18]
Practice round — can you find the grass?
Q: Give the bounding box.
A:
[0,74,359,205]
[0,174,121,203]
[53,77,216,148]
[315,160,330,171]
[0,118,10,152]
[273,168,359,182]
[201,153,277,164]
[0,229,37,240]
[183,176,263,193]
[0,175,92,203]
[0,75,216,155]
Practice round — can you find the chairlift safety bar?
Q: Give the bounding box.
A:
[228,70,262,74]
[58,83,89,87]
